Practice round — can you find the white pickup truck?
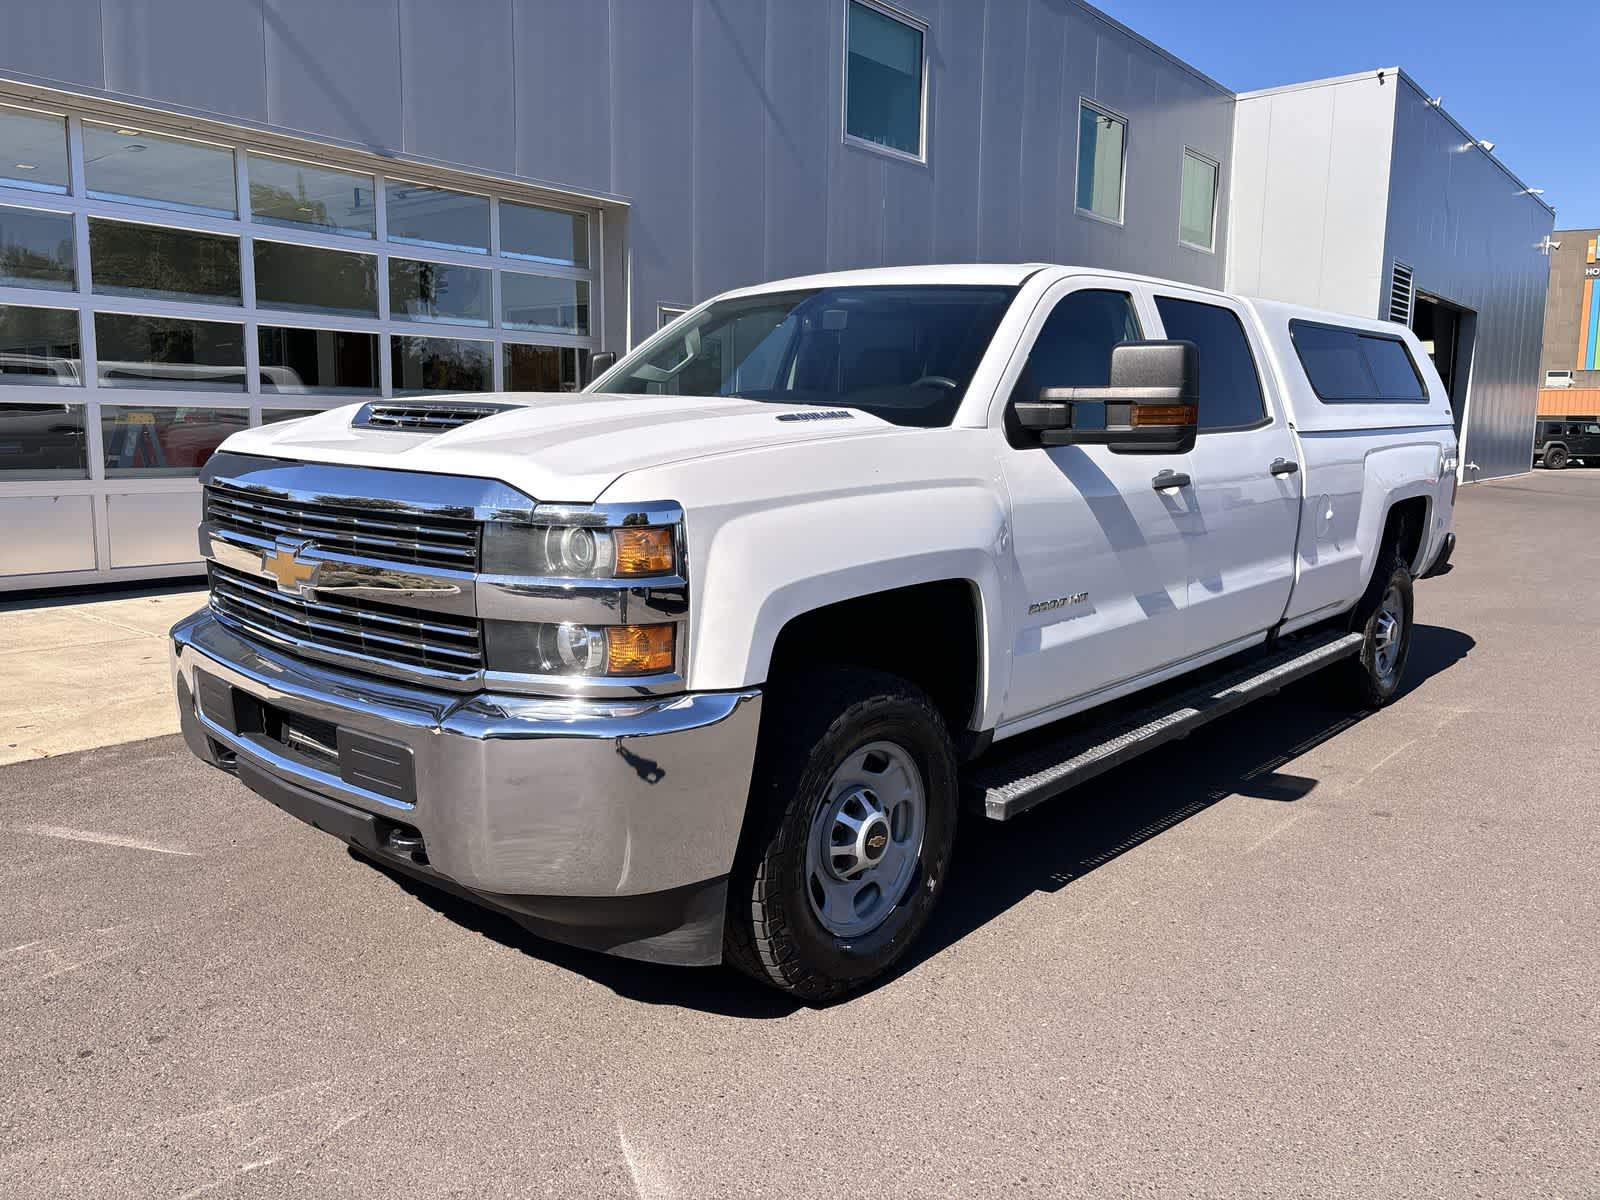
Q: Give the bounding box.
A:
[171,264,1458,999]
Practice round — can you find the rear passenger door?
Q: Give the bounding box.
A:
[1150,292,1301,656]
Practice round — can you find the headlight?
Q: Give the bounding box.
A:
[484,521,677,579]
[485,620,676,676]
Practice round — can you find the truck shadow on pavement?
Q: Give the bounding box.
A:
[360,623,1473,1017]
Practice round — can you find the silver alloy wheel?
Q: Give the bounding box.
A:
[1372,583,1405,683]
[805,740,926,938]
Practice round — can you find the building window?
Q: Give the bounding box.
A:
[0,204,76,291]
[82,121,236,219]
[94,313,247,391]
[502,272,588,335]
[504,343,588,393]
[501,201,588,267]
[844,0,926,161]
[101,405,248,476]
[1076,101,1126,224]
[0,304,81,386]
[1179,149,1217,252]
[657,303,690,330]
[0,103,69,194]
[390,334,491,393]
[389,257,491,326]
[88,219,241,306]
[0,401,88,478]
[384,181,489,254]
[247,152,375,238]
[253,240,378,318]
[258,327,380,395]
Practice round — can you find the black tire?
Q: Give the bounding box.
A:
[723,667,958,1002]
[1337,547,1414,708]
[1545,447,1568,470]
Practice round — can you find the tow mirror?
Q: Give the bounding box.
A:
[1015,340,1199,454]
[584,351,617,387]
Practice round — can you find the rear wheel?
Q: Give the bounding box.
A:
[1337,549,1414,708]
[1545,447,1568,470]
[723,668,958,1002]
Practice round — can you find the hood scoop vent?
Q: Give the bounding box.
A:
[353,401,515,433]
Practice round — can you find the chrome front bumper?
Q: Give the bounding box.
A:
[171,609,762,964]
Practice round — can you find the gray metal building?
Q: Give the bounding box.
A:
[0,0,1548,592]
[1229,69,1555,482]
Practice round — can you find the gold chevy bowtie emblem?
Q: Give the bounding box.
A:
[261,542,319,594]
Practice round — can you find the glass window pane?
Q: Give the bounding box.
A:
[1077,103,1125,221]
[101,405,247,477]
[1153,297,1265,430]
[845,1,924,156]
[89,218,241,305]
[247,153,376,238]
[260,407,326,424]
[1291,323,1376,401]
[1013,290,1142,431]
[504,343,588,393]
[1358,335,1426,399]
[253,240,377,318]
[258,326,379,395]
[501,272,588,335]
[94,313,247,391]
[0,402,88,479]
[1179,150,1217,250]
[390,335,490,394]
[82,121,236,217]
[500,201,588,266]
[0,305,81,386]
[0,205,75,291]
[0,104,69,193]
[385,181,488,253]
[388,257,490,326]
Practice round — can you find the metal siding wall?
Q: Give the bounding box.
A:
[5,0,1236,342]
[0,0,104,87]
[262,0,402,150]
[1383,83,1554,481]
[102,0,269,122]
[1225,78,1393,316]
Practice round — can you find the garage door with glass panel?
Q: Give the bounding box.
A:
[0,97,599,590]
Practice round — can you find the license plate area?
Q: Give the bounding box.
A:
[195,669,418,808]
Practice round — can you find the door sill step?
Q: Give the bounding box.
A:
[964,629,1364,821]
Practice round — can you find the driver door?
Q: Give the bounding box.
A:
[997,280,1192,726]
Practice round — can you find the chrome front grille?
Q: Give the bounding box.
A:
[205,480,479,571]
[209,562,483,678]
[352,401,513,432]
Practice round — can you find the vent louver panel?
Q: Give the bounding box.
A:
[1388,262,1414,326]
[353,402,514,433]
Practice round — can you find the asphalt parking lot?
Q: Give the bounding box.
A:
[3,470,1596,1199]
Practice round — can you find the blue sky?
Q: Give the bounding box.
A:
[1096,0,1596,230]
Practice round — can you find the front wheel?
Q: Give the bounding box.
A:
[723,668,958,1002]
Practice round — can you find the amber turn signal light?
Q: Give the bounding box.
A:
[1129,404,1198,427]
[613,527,675,576]
[605,623,676,675]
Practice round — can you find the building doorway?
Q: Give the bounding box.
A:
[1413,293,1476,442]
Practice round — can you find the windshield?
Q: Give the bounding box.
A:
[597,285,1017,427]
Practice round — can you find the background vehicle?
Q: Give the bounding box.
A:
[1534,418,1600,469]
[171,264,1458,1000]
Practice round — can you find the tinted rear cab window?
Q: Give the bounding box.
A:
[1153,296,1266,430]
[1290,321,1428,402]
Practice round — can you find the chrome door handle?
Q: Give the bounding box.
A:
[1269,458,1299,476]
[1151,470,1191,491]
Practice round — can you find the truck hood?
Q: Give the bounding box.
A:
[220,392,903,501]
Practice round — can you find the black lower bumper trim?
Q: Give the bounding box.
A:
[234,757,727,967]
[1421,531,1456,579]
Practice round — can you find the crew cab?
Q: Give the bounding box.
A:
[171,264,1459,1000]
